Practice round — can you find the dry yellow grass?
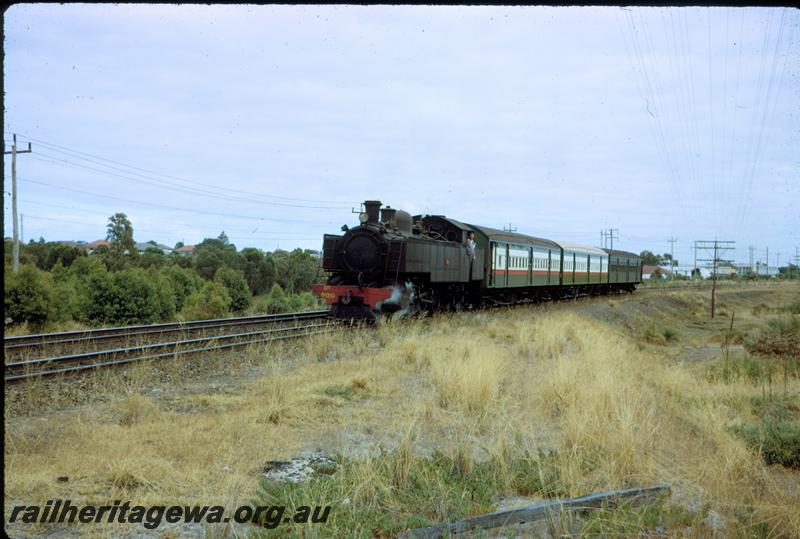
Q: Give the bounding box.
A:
[4,285,799,536]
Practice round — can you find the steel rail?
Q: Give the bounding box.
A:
[4,310,329,350]
[5,323,336,382]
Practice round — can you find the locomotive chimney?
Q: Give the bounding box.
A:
[380,206,397,225]
[363,200,381,224]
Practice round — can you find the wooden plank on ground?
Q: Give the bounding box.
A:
[399,483,671,538]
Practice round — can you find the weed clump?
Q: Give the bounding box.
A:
[733,396,800,469]
[746,317,800,359]
[662,327,678,342]
[323,379,369,401]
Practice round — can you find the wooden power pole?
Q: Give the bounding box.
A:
[4,134,32,273]
[668,237,677,280]
[695,240,735,318]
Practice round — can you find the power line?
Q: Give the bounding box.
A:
[27,151,350,211]
[19,215,320,243]
[16,177,337,225]
[18,210,322,238]
[10,131,353,208]
[735,9,788,233]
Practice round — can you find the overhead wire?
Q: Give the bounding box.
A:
[664,9,701,217]
[681,9,705,214]
[20,215,320,243]
[734,9,774,232]
[623,9,693,224]
[13,198,324,238]
[16,177,339,225]
[721,8,729,233]
[26,150,351,210]
[736,8,791,233]
[639,8,693,222]
[8,131,353,207]
[726,8,746,238]
[707,9,718,233]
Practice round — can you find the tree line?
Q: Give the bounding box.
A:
[4,213,325,330]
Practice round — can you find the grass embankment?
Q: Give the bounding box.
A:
[4,285,799,537]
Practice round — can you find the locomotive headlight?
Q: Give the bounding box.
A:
[359,212,368,224]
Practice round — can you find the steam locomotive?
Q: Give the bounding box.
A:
[311,200,641,321]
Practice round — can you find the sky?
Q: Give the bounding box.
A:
[3,4,799,269]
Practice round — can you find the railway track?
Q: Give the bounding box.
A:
[4,283,786,382]
[4,311,333,382]
[5,310,329,351]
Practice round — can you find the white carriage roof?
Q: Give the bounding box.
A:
[553,242,608,256]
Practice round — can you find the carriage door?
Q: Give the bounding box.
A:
[504,243,510,287]
[572,252,576,283]
[528,247,534,286]
[489,243,496,286]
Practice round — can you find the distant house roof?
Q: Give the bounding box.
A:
[87,239,110,249]
[176,244,196,253]
[642,265,672,275]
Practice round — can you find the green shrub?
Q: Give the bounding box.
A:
[137,248,167,269]
[297,291,323,310]
[241,247,275,295]
[146,268,177,321]
[288,293,305,312]
[50,278,81,323]
[662,327,678,342]
[180,282,231,320]
[4,265,54,328]
[264,283,289,314]
[214,267,251,312]
[737,420,800,468]
[80,268,172,326]
[161,265,202,312]
[733,396,800,469]
[69,255,106,278]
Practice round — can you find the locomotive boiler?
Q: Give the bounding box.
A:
[311,200,482,321]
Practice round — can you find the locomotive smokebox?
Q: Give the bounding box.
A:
[363,200,381,224]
